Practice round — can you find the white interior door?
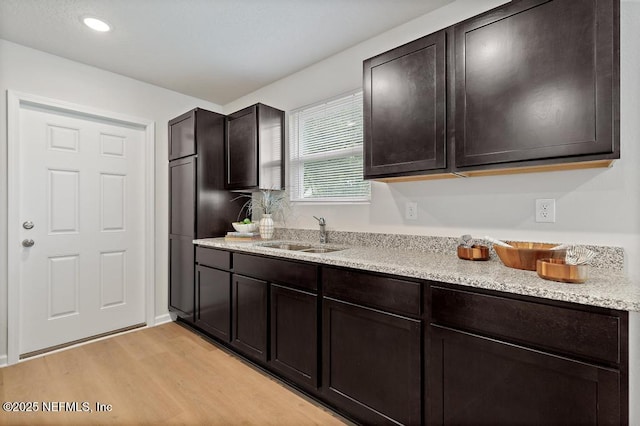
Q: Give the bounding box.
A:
[16,101,146,356]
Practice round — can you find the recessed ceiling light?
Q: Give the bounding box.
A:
[83,17,111,32]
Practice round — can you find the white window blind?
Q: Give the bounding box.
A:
[289,91,370,202]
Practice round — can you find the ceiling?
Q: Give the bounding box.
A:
[0,0,453,105]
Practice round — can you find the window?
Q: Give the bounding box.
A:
[289,91,370,202]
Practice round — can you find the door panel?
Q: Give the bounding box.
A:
[100,173,125,231]
[48,169,79,233]
[100,251,126,308]
[47,254,80,318]
[18,103,146,355]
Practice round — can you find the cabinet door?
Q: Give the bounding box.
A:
[168,235,195,320]
[270,284,317,389]
[226,106,258,189]
[364,30,446,178]
[194,109,244,238]
[322,298,421,425]
[455,0,618,168]
[428,325,621,425]
[232,274,268,362]
[168,111,195,160]
[196,265,231,342]
[169,157,195,237]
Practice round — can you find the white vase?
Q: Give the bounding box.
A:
[259,214,275,239]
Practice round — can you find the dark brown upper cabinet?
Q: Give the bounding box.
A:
[168,111,195,161]
[225,103,285,190]
[363,0,620,181]
[454,0,619,170]
[363,30,447,180]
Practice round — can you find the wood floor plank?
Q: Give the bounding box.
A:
[0,323,348,425]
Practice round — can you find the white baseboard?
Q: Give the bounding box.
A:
[0,354,7,368]
[154,313,173,325]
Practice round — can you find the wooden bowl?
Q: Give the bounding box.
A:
[537,258,588,283]
[494,241,565,271]
[457,245,490,261]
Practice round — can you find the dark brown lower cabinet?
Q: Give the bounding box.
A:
[168,235,195,320]
[428,325,621,426]
[269,284,317,389]
[322,298,422,425]
[195,265,231,342]
[184,249,628,426]
[232,274,268,362]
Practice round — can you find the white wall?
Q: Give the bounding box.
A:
[0,38,222,363]
[224,0,640,280]
[224,0,640,420]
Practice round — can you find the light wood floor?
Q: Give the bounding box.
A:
[0,322,349,425]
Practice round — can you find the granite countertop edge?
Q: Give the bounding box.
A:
[194,238,640,313]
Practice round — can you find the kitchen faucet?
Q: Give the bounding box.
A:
[313,216,327,244]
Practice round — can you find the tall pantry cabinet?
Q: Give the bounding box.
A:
[168,108,242,321]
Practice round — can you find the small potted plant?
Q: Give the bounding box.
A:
[234,190,289,239]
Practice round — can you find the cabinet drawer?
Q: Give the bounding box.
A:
[431,286,621,365]
[234,253,317,292]
[323,267,421,317]
[196,247,231,270]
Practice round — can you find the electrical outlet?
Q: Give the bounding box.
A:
[406,201,418,220]
[535,199,556,223]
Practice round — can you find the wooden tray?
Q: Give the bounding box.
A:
[457,245,490,261]
[536,258,588,284]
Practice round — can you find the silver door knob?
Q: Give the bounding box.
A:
[22,239,35,247]
[23,221,34,230]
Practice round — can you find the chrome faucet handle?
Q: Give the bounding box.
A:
[313,216,326,226]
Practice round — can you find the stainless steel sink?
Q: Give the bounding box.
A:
[259,242,343,253]
[299,247,341,253]
[259,243,314,251]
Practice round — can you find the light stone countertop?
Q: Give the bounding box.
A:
[194,238,640,312]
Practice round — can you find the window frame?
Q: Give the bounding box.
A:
[288,89,370,204]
